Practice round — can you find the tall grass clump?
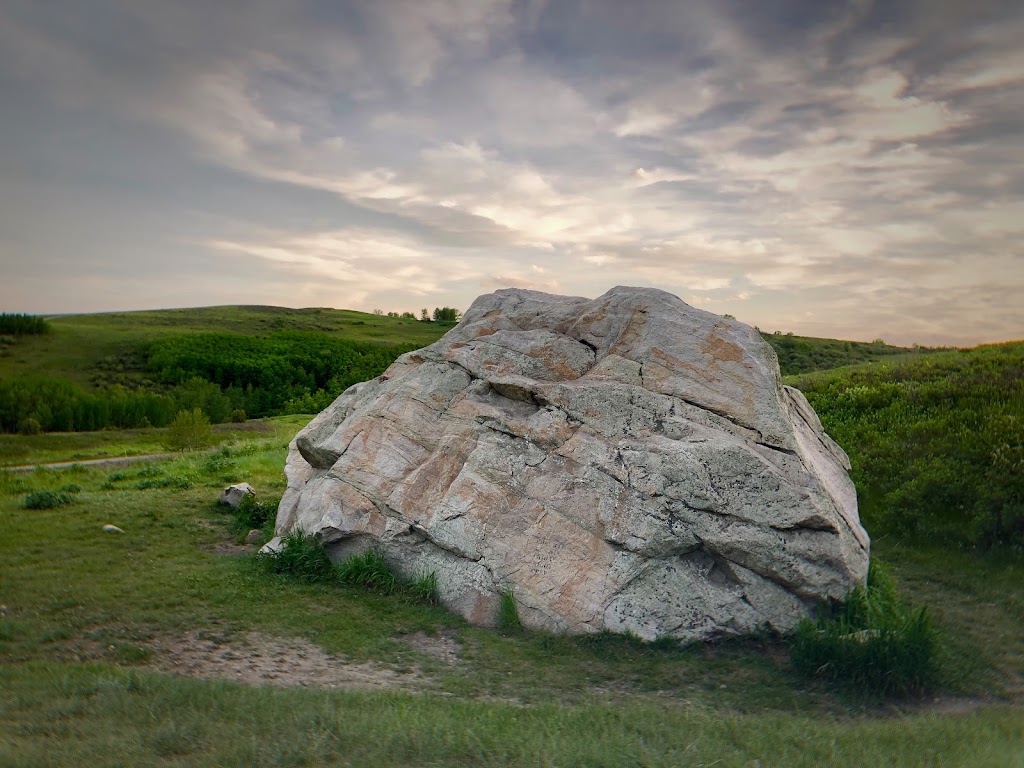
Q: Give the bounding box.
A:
[497,589,521,634]
[335,548,399,593]
[335,548,440,605]
[257,533,440,605]
[257,530,336,584]
[791,561,936,696]
[24,489,76,509]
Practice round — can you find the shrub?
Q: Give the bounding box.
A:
[24,490,75,509]
[257,530,336,584]
[163,408,214,452]
[234,494,274,531]
[17,417,42,435]
[794,343,1024,551]
[790,561,936,696]
[0,313,50,335]
[229,409,247,423]
[336,548,399,593]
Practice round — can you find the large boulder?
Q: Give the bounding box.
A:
[270,287,869,641]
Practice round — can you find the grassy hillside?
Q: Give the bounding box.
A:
[0,305,930,435]
[0,310,1021,763]
[790,342,1024,551]
[763,331,934,376]
[0,306,449,389]
[0,307,452,433]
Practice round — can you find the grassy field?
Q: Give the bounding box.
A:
[788,342,1024,551]
[0,306,450,390]
[1,418,1022,766]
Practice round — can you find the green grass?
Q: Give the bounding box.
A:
[764,331,939,376]
[792,561,937,696]
[2,663,1021,767]
[497,589,522,634]
[0,418,304,467]
[2,328,1023,764]
[1,424,1022,765]
[790,342,1024,550]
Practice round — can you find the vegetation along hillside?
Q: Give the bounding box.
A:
[789,342,1024,552]
[0,305,932,434]
[0,306,452,433]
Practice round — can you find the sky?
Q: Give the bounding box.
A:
[1,0,1022,346]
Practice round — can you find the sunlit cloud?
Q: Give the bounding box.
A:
[0,0,1022,346]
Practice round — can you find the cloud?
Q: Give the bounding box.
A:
[0,0,1022,345]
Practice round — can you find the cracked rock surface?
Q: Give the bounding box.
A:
[270,286,869,641]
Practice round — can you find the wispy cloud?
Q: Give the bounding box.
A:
[0,0,1021,345]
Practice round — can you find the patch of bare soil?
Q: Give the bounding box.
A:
[401,629,462,666]
[153,630,422,690]
[214,421,273,433]
[208,539,252,556]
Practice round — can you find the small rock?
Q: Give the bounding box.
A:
[102,524,125,534]
[244,529,263,546]
[259,536,284,555]
[219,483,256,509]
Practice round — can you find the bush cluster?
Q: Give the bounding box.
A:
[790,561,936,696]
[0,313,50,335]
[24,488,77,509]
[144,331,421,420]
[0,329,419,434]
[233,494,275,531]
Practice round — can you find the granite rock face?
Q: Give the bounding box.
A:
[269,287,869,641]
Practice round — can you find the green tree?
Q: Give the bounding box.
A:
[432,307,461,323]
[164,408,214,451]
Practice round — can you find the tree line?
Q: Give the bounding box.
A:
[0,313,50,335]
[0,330,423,434]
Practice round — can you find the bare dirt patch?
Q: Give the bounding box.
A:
[153,630,422,690]
[401,629,462,666]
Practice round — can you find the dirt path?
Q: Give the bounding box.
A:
[154,631,424,690]
[0,452,175,472]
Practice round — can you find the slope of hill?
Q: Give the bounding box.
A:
[763,331,934,376]
[0,307,451,433]
[790,342,1024,551]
